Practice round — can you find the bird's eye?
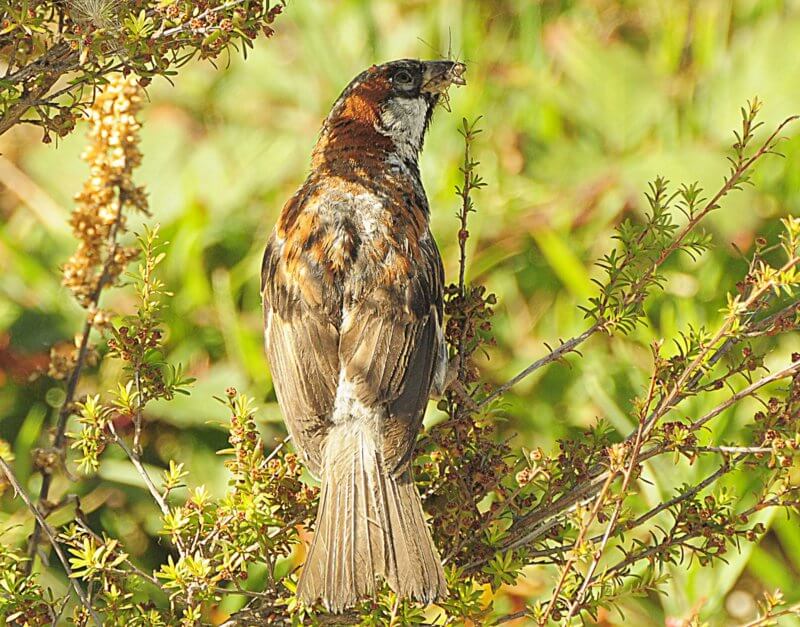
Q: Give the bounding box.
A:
[393,69,413,86]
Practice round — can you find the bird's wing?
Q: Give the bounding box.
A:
[338,234,445,473]
[262,232,339,478]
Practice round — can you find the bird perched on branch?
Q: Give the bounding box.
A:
[261,59,466,611]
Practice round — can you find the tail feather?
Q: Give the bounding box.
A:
[297,423,446,612]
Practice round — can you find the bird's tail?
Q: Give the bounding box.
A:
[297,421,447,612]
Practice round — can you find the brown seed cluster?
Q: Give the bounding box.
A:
[753,366,800,465]
[106,325,166,400]
[62,73,148,307]
[443,283,497,386]
[47,336,99,380]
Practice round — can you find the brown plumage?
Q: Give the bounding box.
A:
[262,59,466,612]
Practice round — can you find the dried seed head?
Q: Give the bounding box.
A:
[63,73,148,306]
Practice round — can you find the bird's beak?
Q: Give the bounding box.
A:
[420,60,467,95]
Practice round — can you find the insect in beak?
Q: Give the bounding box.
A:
[421,61,466,112]
[420,61,467,94]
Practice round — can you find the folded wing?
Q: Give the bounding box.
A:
[262,234,339,477]
[338,235,445,472]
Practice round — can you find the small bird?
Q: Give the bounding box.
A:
[262,59,466,611]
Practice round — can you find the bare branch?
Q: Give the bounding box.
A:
[26,204,126,570]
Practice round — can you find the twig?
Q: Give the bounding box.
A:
[73,517,165,589]
[155,0,253,38]
[264,435,292,465]
[500,474,611,552]
[538,470,616,624]
[469,318,799,571]
[388,595,401,626]
[608,113,798,331]
[693,445,780,455]
[492,608,532,625]
[578,452,784,592]
[686,358,800,433]
[626,455,742,532]
[108,424,169,517]
[449,116,485,389]
[547,359,655,620]
[481,114,798,407]
[26,203,127,571]
[539,371,652,622]
[743,601,800,626]
[109,422,188,556]
[562,379,654,621]
[635,256,800,450]
[0,455,102,626]
[492,452,748,568]
[0,45,73,136]
[133,370,145,455]
[479,325,600,408]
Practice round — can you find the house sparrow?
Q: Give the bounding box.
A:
[262,58,466,612]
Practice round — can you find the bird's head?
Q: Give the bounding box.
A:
[314,59,466,166]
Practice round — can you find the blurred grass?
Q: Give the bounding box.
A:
[1,1,800,624]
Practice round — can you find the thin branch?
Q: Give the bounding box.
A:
[743,601,800,626]
[109,423,188,556]
[468,329,799,571]
[72,517,164,589]
[133,370,145,455]
[0,455,102,626]
[155,0,253,38]
[482,114,798,407]
[637,257,799,450]
[579,454,792,593]
[563,394,652,621]
[626,455,742,532]
[0,46,74,136]
[455,120,476,380]
[694,445,779,455]
[493,610,528,625]
[109,424,169,517]
[543,377,657,622]
[479,324,600,408]
[541,368,658,623]
[264,434,292,465]
[494,453,750,574]
[686,358,800,433]
[539,469,616,624]
[26,203,127,571]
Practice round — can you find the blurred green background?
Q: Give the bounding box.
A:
[2,1,800,624]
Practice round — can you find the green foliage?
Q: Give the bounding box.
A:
[0,544,63,625]
[0,0,287,140]
[70,394,112,473]
[2,2,800,626]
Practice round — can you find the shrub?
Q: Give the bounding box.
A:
[0,0,285,141]
[1,22,799,627]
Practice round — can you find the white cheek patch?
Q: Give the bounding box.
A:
[378,97,428,161]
